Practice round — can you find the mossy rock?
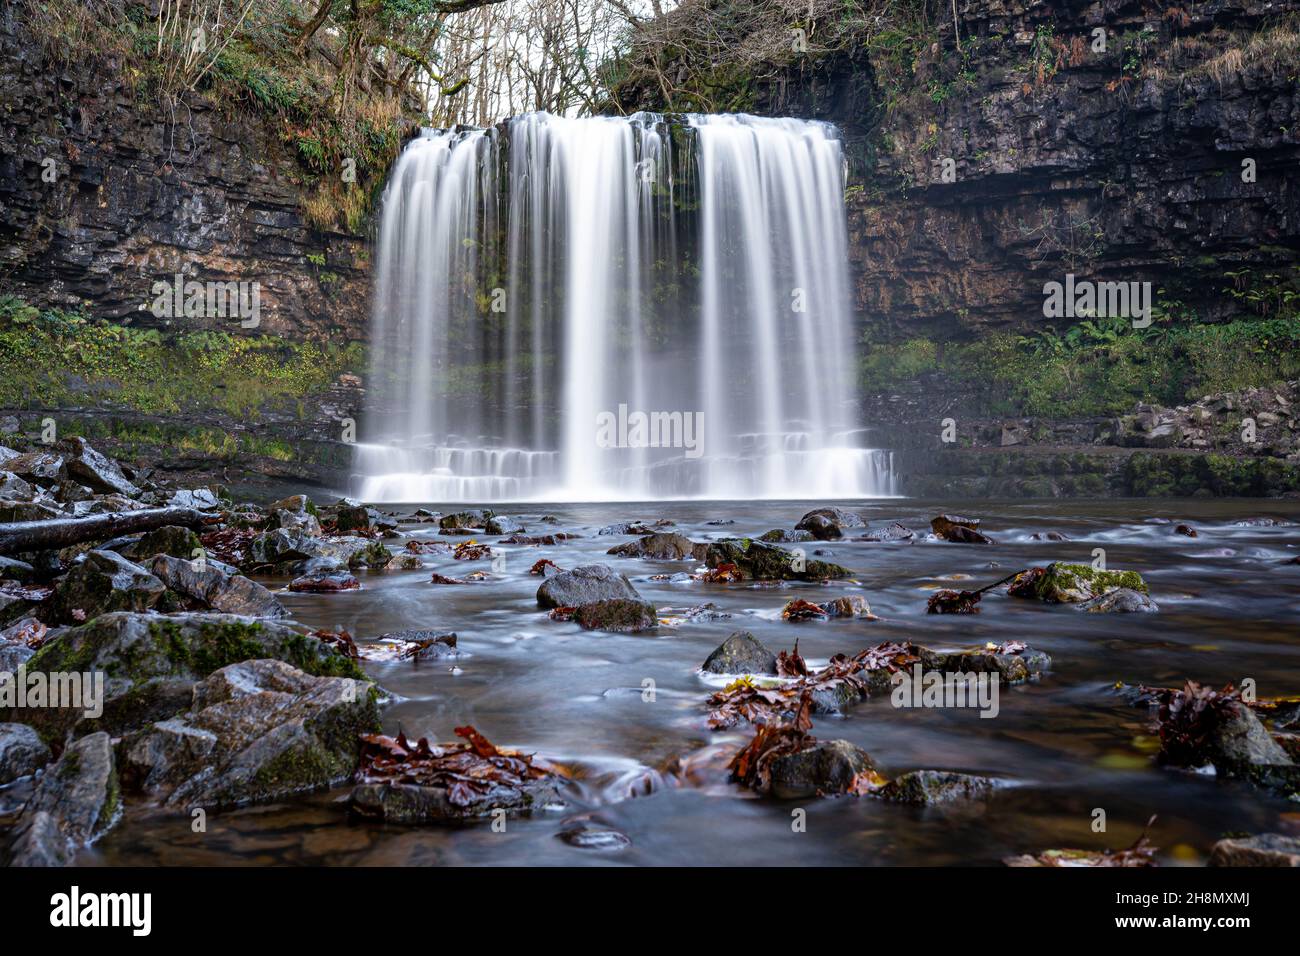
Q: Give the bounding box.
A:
[9,612,365,742]
[1012,562,1149,603]
[705,538,851,580]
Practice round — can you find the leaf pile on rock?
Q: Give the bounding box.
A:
[355,727,550,808]
[695,562,743,582]
[728,693,816,792]
[707,642,919,729]
[926,588,981,614]
[781,598,828,621]
[1148,680,1238,767]
[529,558,560,575]
[453,540,491,561]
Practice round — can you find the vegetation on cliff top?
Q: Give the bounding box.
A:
[21,0,512,232]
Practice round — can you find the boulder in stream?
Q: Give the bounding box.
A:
[1008,562,1149,603]
[1209,834,1300,867]
[4,732,120,867]
[606,531,698,560]
[149,554,287,617]
[704,539,851,581]
[573,599,658,632]
[702,631,778,676]
[794,507,866,540]
[536,564,642,608]
[120,658,379,807]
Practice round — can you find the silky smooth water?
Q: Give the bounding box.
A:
[82,498,1300,866]
[358,113,895,503]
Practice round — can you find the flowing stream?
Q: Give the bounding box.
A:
[83,498,1300,866]
[357,112,895,502]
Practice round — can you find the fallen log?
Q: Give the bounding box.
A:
[0,507,213,556]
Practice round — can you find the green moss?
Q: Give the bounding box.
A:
[0,299,365,418]
[860,315,1300,419]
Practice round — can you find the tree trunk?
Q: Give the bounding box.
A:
[0,508,213,556]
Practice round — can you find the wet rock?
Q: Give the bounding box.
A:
[794,507,866,540]
[825,595,875,619]
[758,528,816,543]
[58,437,140,497]
[606,531,697,560]
[1009,562,1149,603]
[371,629,460,660]
[1207,699,1293,772]
[267,496,319,534]
[0,471,35,500]
[384,553,424,570]
[9,611,364,740]
[1175,523,1198,538]
[557,822,631,850]
[574,599,658,632]
[0,723,50,785]
[119,659,379,807]
[149,555,287,618]
[597,520,672,536]
[0,554,36,582]
[167,488,220,510]
[72,494,147,516]
[918,644,1051,684]
[705,519,735,526]
[351,772,564,824]
[1029,531,1069,542]
[3,450,64,487]
[930,514,994,544]
[859,522,915,542]
[1076,588,1158,613]
[334,499,377,533]
[4,732,119,867]
[702,632,769,676]
[124,524,203,561]
[876,770,996,805]
[43,550,166,624]
[0,499,63,522]
[704,539,851,580]
[768,739,875,799]
[536,564,642,608]
[1209,834,1300,867]
[347,540,393,569]
[484,514,525,535]
[439,509,493,532]
[289,570,359,593]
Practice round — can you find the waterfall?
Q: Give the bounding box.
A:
[357,112,896,502]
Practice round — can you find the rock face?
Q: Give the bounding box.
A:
[704,539,851,580]
[8,611,364,740]
[606,532,697,559]
[536,564,642,608]
[702,632,778,676]
[4,732,120,867]
[119,659,378,807]
[149,554,287,618]
[0,14,370,341]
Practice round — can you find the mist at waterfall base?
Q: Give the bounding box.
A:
[356,112,897,504]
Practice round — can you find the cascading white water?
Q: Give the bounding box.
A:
[357,112,896,502]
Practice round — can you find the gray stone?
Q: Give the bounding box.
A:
[702,631,778,676]
[536,564,642,608]
[0,722,50,785]
[120,659,378,807]
[149,554,287,618]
